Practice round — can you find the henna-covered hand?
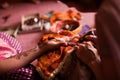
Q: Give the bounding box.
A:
[74,42,102,80]
[84,29,97,45]
[79,29,97,48]
[38,39,67,54]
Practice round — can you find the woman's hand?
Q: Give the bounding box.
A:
[84,29,97,44]
[79,29,97,48]
[0,39,66,74]
[38,39,66,55]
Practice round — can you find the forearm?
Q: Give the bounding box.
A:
[0,38,65,75]
[0,46,42,75]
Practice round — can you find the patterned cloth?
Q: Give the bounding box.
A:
[0,38,17,59]
[0,32,41,80]
[0,32,22,54]
[1,64,42,80]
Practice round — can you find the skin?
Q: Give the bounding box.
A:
[59,1,103,80]
[61,0,120,79]
[0,39,66,75]
[60,0,120,80]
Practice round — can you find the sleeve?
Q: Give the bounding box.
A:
[0,32,22,60]
[95,0,120,79]
[0,38,17,60]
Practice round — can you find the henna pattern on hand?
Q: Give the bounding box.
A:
[7,47,39,60]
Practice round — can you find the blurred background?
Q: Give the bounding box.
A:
[0,0,95,51]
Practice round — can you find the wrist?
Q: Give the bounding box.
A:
[38,42,47,51]
[37,44,46,57]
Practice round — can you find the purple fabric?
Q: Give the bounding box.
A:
[1,64,41,80]
[79,25,91,35]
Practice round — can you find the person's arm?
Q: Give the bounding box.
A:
[0,39,65,75]
[75,42,102,80]
[74,30,102,80]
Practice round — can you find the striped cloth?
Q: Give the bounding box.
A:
[0,32,22,54]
